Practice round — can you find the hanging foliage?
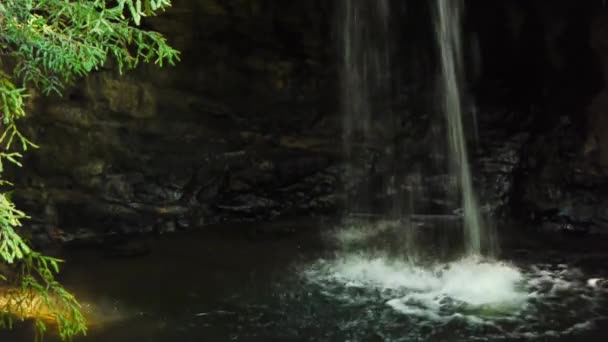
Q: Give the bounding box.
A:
[0,0,179,340]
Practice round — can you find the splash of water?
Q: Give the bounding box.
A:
[435,0,491,255]
[306,255,526,307]
[303,253,606,340]
[320,2,605,339]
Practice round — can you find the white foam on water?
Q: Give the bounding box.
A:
[306,255,526,307]
[303,253,606,339]
[309,254,441,291]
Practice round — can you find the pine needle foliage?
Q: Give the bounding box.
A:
[0,1,179,340]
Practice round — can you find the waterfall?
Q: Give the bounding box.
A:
[339,0,494,257]
[434,0,492,255]
[340,0,391,214]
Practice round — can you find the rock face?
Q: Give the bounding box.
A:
[585,9,608,173]
[510,4,608,237]
[10,0,608,244]
[13,0,341,245]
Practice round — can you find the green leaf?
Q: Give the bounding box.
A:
[0,0,179,340]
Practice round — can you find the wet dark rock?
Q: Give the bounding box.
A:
[195,180,223,203]
[158,220,177,235]
[275,156,331,186]
[537,220,591,237]
[10,0,608,246]
[475,107,531,217]
[511,102,608,236]
[5,0,341,244]
[216,194,279,216]
[176,216,191,230]
[101,174,140,202]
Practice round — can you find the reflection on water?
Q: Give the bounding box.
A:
[0,288,127,328]
[2,220,608,341]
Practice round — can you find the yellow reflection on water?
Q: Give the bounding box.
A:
[0,287,127,328]
[0,288,63,323]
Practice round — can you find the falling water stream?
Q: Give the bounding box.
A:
[435,0,491,255]
[341,0,391,214]
[297,1,608,340]
[341,0,389,148]
[5,1,608,341]
[341,0,491,256]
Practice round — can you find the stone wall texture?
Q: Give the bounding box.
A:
[10,0,608,246]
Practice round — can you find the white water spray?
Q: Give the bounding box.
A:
[341,0,389,153]
[305,2,605,340]
[341,0,391,214]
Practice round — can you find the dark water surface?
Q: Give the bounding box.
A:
[3,220,608,342]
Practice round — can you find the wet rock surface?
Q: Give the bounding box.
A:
[508,5,608,237]
[9,0,608,245]
[516,125,608,237]
[10,0,340,245]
